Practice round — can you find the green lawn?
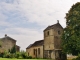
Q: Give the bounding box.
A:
[0,58,50,60]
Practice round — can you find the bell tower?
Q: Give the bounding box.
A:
[43,20,64,59]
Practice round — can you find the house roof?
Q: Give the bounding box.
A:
[26,40,44,49]
[16,45,20,48]
[44,20,63,31]
[26,44,33,49]
[0,34,16,42]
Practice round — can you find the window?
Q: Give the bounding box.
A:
[47,31,49,35]
[38,48,40,55]
[28,52,29,56]
[58,30,60,35]
[33,49,35,55]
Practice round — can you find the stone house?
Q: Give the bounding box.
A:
[0,34,20,52]
[44,20,64,60]
[26,40,44,58]
[26,20,66,60]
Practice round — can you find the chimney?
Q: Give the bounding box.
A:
[57,20,59,23]
[5,34,7,37]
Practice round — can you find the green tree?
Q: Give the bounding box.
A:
[62,2,80,55]
[10,45,16,54]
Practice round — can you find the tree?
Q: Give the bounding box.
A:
[62,2,80,55]
[10,45,16,54]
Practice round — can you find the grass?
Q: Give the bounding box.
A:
[0,58,72,60]
[0,58,49,60]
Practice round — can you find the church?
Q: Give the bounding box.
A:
[26,20,66,60]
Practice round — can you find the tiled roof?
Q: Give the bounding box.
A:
[26,40,44,49]
[44,22,63,31]
[32,40,44,47]
[16,45,20,48]
[1,35,16,42]
[26,44,33,49]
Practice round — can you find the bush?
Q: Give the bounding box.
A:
[3,53,11,58]
[15,51,31,59]
[27,56,32,59]
[72,54,80,60]
[0,52,5,57]
[15,52,20,58]
[20,51,27,59]
[0,50,32,59]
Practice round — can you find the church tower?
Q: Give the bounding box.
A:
[43,20,63,59]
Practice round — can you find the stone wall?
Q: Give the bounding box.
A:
[26,46,43,58]
[44,29,55,50]
[0,34,20,52]
[44,22,64,59]
[0,39,16,52]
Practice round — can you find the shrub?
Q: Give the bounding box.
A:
[20,51,27,59]
[3,53,11,58]
[0,52,5,57]
[10,45,16,54]
[27,56,32,59]
[15,52,21,58]
[72,54,80,60]
[0,50,32,59]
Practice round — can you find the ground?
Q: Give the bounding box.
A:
[0,58,73,60]
[0,58,50,60]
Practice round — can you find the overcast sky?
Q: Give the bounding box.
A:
[0,0,80,51]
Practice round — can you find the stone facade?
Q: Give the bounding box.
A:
[0,34,20,52]
[26,20,66,60]
[44,20,63,60]
[26,40,44,58]
[16,45,20,52]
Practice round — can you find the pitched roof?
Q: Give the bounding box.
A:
[44,22,63,31]
[16,45,20,48]
[0,34,16,42]
[26,40,44,49]
[32,40,44,47]
[26,44,33,49]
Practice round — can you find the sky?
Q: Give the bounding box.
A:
[0,0,80,51]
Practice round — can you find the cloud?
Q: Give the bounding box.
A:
[17,0,71,27]
[0,0,80,27]
[18,0,80,27]
[0,27,43,50]
[0,0,80,50]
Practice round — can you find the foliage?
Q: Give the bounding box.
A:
[0,52,4,57]
[20,51,27,59]
[72,54,80,60]
[62,2,80,55]
[15,52,20,58]
[0,58,45,60]
[0,45,32,59]
[19,51,32,59]
[10,45,16,54]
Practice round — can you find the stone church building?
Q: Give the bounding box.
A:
[26,20,66,60]
[0,34,20,52]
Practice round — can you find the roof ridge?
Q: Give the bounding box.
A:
[44,22,63,31]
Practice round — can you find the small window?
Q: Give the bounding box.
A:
[28,52,29,56]
[58,30,61,35]
[38,48,40,55]
[47,31,49,35]
[0,45,2,48]
[33,49,35,55]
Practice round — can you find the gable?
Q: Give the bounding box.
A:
[44,21,63,32]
